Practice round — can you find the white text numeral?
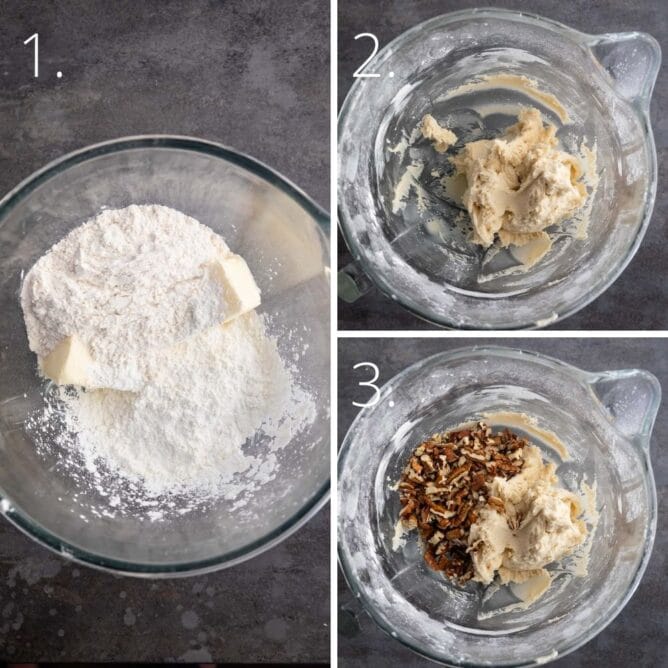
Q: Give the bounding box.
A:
[353,33,380,78]
[352,362,381,408]
[24,33,39,78]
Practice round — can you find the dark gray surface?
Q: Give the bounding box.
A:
[0,0,329,662]
[337,338,668,667]
[337,0,668,330]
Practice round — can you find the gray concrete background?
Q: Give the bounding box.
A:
[0,0,329,662]
[337,0,668,330]
[338,338,668,667]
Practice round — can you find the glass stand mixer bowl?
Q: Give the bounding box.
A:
[338,9,660,329]
[338,347,659,665]
[0,137,330,576]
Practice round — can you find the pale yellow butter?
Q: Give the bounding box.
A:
[38,254,261,389]
[40,334,93,386]
[209,254,261,323]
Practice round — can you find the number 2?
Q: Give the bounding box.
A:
[24,33,38,78]
[352,362,380,408]
[353,33,380,78]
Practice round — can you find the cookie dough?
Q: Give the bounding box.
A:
[425,109,587,247]
[468,445,586,585]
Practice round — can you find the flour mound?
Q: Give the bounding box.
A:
[21,204,236,391]
[22,204,315,504]
[60,311,313,496]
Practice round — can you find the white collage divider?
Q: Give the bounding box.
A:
[330,1,339,664]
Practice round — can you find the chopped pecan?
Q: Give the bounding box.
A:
[488,496,505,514]
[446,463,470,485]
[443,447,458,462]
[472,471,487,491]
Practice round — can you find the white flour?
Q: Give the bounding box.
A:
[21,205,237,391]
[22,205,315,507]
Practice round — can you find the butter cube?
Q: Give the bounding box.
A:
[210,254,261,322]
[40,334,93,386]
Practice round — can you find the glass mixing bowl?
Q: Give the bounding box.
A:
[338,347,659,666]
[338,9,660,329]
[0,136,330,576]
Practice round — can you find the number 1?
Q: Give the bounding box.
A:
[24,33,39,78]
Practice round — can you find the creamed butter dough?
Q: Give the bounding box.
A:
[423,109,587,248]
[468,445,586,585]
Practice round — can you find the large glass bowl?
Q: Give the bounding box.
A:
[0,136,330,576]
[338,347,659,666]
[338,9,660,328]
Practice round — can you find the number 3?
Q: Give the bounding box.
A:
[353,33,380,79]
[352,362,380,408]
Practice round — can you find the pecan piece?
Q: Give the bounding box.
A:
[487,496,505,514]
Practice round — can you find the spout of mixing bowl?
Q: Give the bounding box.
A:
[338,261,374,303]
[586,369,661,445]
[586,32,661,114]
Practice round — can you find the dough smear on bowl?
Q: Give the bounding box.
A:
[421,114,457,153]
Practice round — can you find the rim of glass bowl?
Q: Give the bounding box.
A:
[0,135,330,577]
[337,346,658,666]
[337,8,659,330]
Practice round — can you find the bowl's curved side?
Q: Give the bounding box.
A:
[0,135,330,233]
[1,480,330,578]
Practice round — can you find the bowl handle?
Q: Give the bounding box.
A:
[586,32,661,113]
[339,589,376,637]
[587,369,662,445]
[338,261,374,303]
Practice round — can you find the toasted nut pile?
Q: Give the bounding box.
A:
[398,421,527,582]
